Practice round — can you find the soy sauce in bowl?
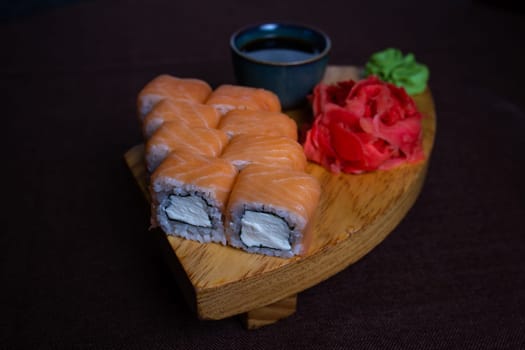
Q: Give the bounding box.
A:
[230,22,331,109]
[240,37,320,63]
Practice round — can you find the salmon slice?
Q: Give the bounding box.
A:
[150,151,238,244]
[225,164,321,257]
[218,110,298,140]
[145,122,228,172]
[142,99,220,138]
[137,75,212,120]
[206,84,281,115]
[220,134,307,171]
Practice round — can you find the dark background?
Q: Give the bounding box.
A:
[2,0,524,349]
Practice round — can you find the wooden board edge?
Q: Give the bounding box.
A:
[194,161,429,319]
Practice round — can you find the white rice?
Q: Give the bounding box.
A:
[151,176,226,245]
[143,117,163,139]
[145,144,170,173]
[138,94,163,120]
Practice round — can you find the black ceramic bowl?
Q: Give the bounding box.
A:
[230,22,331,109]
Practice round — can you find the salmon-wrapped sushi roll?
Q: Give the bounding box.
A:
[137,75,212,120]
[220,134,307,171]
[145,122,228,172]
[142,99,220,138]
[150,151,238,245]
[206,84,281,116]
[225,164,321,258]
[218,110,298,140]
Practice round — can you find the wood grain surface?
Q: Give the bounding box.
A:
[124,65,436,323]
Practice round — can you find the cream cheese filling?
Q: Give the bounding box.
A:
[165,194,212,228]
[240,210,291,250]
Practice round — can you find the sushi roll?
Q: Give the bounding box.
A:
[225,164,321,258]
[137,75,212,120]
[145,122,228,172]
[150,151,238,245]
[220,134,307,171]
[218,109,298,140]
[206,84,281,116]
[142,99,220,139]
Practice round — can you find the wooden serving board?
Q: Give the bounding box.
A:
[124,65,436,329]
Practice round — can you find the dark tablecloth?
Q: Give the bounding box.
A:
[2,0,524,349]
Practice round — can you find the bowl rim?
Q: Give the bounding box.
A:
[230,22,331,67]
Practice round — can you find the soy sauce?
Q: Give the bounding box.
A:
[240,37,320,63]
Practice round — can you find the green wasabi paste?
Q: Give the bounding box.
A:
[364,48,429,95]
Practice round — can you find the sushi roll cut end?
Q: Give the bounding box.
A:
[150,152,239,245]
[226,164,321,258]
[152,179,227,245]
